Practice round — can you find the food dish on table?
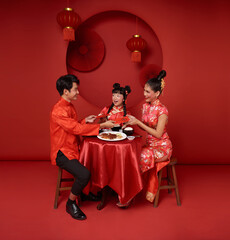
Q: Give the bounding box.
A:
[97,131,127,141]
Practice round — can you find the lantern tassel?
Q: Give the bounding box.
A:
[63,27,75,41]
[131,51,141,62]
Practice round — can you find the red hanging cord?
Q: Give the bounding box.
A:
[136,17,138,34]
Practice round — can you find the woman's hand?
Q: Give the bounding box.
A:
[100,120,115,129]
[122,115,139,129]
[127,115,139,125]
[123,114,167,139]
[85,115,96,123]
[136,114,168,138]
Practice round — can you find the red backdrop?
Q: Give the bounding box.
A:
[0,0,229,163]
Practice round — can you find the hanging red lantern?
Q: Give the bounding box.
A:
[57,8,81,41]
[126,34,147,62]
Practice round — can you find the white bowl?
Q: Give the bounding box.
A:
[127,136,135,141]
[123,127,134,135]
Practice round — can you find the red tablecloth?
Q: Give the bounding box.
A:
[79,136,143,204]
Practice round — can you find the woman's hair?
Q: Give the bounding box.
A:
[107,83,131,116]
[56,74,80,96]
[146,70,166,95]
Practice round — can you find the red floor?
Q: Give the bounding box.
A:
[0,161,229,240]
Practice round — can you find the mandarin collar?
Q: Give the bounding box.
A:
[150,99,160,106]
[113,105,123,111]
[60,97,72,106]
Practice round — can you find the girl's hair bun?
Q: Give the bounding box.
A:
[124,85,131,94]
[157,70,166,81]
[113,83,120,89]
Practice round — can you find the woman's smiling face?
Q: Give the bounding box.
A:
[144,83,159,103]
[112,92,124,107]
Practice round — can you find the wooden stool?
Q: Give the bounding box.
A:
[54,167,74,209]
[154,157,181,207]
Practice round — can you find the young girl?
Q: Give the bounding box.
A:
[125,70,172,203]
[98,83,131,123]
[98,83,132,207]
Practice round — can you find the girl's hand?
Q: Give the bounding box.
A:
[85,115,96,123]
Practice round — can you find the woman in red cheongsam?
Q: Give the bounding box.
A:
[98,83,131,122]
[125,70,172,203]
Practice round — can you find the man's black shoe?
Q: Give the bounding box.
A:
[66,200,86,220]
[81,192,101,202]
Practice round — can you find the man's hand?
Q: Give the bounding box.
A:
[85,115,96,123]
[100,120,115,129]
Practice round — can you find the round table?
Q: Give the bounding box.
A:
[79,136,143,209]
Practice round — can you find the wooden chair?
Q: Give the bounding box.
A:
[54,167,74,209]
[154,157,181,207]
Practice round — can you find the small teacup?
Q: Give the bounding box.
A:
[127,136,135,141]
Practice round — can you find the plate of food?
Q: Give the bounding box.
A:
[97,131,127,141]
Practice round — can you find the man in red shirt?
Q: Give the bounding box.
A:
[50,74,114,220]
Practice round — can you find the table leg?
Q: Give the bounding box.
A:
[97,187,108,210]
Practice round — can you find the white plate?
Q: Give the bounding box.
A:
[97,131,127,141]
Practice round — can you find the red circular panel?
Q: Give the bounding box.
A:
[67,27,105,72]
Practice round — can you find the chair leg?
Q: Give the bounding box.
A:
[54,167,62,209]
[171,165,181,206]
[154,169,163,208]
[167,166,172,194]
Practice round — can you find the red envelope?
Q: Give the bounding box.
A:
[114,116,130,124]
[96,114,108,119]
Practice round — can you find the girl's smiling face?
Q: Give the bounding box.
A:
[112,92,124,107]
